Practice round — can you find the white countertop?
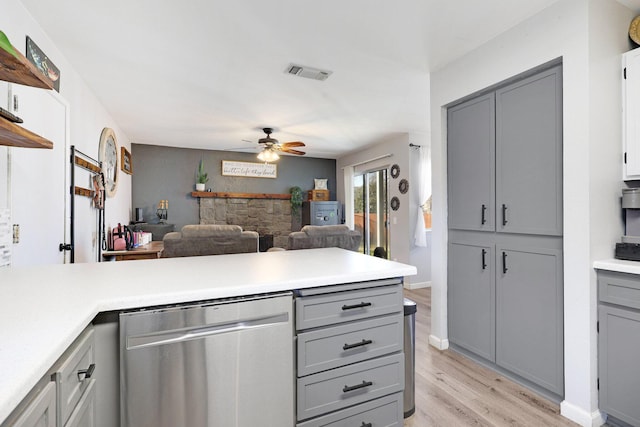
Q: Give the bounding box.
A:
[0,248,416,423]
[594,258,640,275]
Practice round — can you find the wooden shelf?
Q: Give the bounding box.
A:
[0,41,54,89]
[0,116,53,149]
[191,191,291,200]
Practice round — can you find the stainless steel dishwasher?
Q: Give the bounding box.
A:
[120,292,294,427]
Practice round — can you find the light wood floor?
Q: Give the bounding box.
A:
[403,287,579,427]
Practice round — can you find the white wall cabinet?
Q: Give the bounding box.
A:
[623,47,640,180]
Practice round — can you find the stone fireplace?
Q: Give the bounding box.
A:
[196,193,295,249]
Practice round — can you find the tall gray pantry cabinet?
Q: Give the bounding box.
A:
[447,64,564,398]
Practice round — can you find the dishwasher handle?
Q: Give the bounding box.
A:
[126,312,289,350]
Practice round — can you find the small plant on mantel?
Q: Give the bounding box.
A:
[195,159,208,191]
[289,186,303,214]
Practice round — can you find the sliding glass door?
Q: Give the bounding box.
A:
[353,169,389,256]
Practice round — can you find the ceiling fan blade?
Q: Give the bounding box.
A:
[281,141,305,148]
[279,147,306,155]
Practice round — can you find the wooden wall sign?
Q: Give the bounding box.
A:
[221,160,277,178]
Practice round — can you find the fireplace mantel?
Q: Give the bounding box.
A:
[191,191,291,200]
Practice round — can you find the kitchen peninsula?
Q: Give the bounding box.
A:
[0,248,416,426]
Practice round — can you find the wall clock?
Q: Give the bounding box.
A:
[99,128,119,197]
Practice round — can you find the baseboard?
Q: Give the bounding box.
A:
[404,281,431,290]
[428,334,449,350]
[560,400,606,427]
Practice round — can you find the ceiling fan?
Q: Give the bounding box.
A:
[256,127,306,162]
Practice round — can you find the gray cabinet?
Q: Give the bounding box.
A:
[495,68,563,236]
[495,244,563,395]
[447,63,563,399]
[10,382,56,427]
[447,93,496,232]
[447,238,495,361]
[2,326,95,427]
[598,270,640,426]
[448,66,562,236]
[295,279,404,425]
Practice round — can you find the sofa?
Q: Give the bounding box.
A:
[288,225,361,251]
[161,224,259,258]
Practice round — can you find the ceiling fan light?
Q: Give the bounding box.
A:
[257,148,279,162]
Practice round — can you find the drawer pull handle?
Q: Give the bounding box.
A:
[77,363,95,381]
[342,302,372,311]
[343,339,373,350]
[343,380,373,393]
[360,423,372,427]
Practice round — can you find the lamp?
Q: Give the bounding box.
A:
[257,147,280,162]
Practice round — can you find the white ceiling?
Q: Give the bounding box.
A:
[19,0,589,158]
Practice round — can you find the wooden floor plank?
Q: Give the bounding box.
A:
[403,287,580,427]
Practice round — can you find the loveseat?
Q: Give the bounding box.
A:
[161,224,259,257]
[287,225,361,251]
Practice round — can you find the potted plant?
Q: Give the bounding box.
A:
[195,159,208,191]
[289,186,303,214]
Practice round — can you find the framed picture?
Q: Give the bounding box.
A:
[121,147,132,175]
[25,36,60,92]
[221,160,277,178]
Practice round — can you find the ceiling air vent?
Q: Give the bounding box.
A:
[285,63,333,81]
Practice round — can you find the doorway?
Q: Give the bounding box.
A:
[353,168,389,256]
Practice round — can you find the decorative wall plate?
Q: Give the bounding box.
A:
[390,196,400,211]
[390,164,400,179]
[399,179,409,194]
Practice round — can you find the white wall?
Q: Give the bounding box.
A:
[1,0,131,263]
[429,0,632,425]
[337,134,412,265]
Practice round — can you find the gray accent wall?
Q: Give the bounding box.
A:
[131,144,336,231]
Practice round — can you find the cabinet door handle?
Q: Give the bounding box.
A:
[77,363,95,381]
[343,339,373,350]
[342,302,372,311]
[502,251,508,274]
[360,423,373,427]
[482,249,487,270]
[502,204,508,226]
[481,204,487,225]
[343,380,373,393]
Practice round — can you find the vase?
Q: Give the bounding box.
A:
[195,183,205,191]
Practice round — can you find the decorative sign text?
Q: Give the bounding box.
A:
[221,160,277,178]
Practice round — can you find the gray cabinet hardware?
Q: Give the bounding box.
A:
[482,249,487,270]
[502,251,508,274]
[343,380,373,393]
[343,339,373,351]
[76,363,95,381]
[342,302,372,311]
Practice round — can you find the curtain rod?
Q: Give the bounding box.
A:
[346,153,393,169]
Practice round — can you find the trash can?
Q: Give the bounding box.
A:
[403,298,417,418]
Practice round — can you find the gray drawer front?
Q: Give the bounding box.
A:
[54,327,95,426]
[297,313,403,376]
[296,284,403,330]
[297,353,404,421]
[598,270,640,310]
[297,392,403,427]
